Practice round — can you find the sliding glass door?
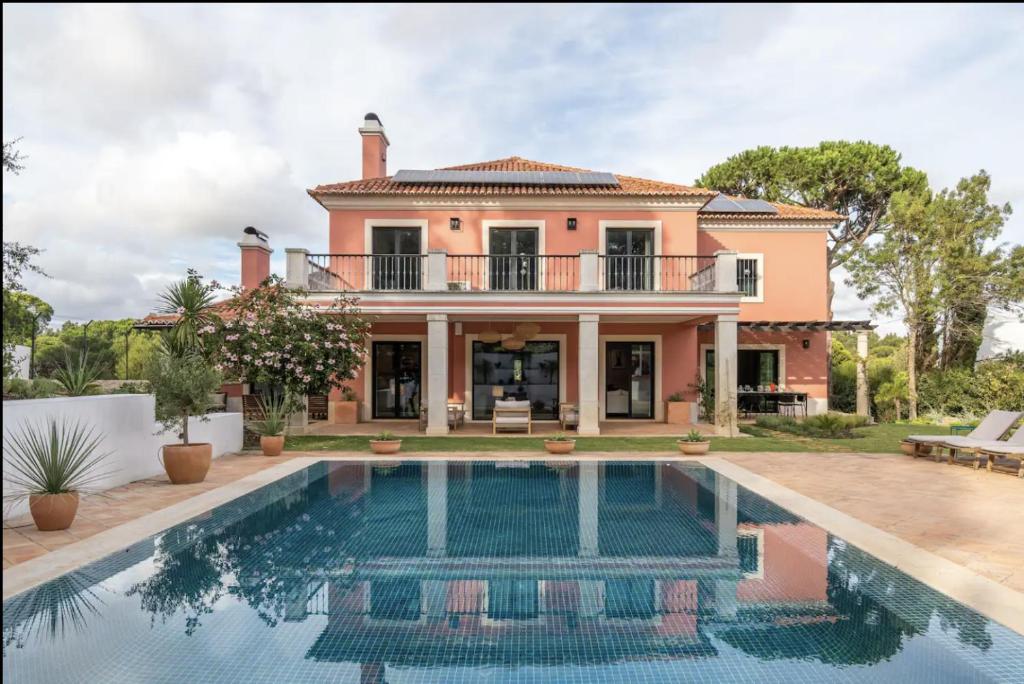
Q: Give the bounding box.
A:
[489,227,538,291]
[371,227,422,290]
[373,342,421,418]
[605,228,654,290]
[472,340,559,420]
[605,342,654,418]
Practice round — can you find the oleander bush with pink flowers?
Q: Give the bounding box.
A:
[203,275,370,409]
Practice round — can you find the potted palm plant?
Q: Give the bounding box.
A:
[250,394,288,457]
[677,429,711,455]
[544,432,576,455]
[369,431,402,455]
[147,350,223,484]
[3,418,111,531]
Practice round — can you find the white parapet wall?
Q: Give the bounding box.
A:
[1,394,243,521]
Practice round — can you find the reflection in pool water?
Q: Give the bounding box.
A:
[3,461,1022,683]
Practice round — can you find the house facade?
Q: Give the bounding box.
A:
[239,114,859,435]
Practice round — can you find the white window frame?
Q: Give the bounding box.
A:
[598,220,663,291]
[363,334,428,422]
[463,332,567,421]
[735,252,764,303]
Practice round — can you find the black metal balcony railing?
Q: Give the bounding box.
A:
[600,255,717,292]
[447,255,579,292]
[303,253,718,293]
[307,254,426,291]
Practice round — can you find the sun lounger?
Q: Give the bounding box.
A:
[942,423,1024,470]
[492,399,532,434]
[901,410,1021,458]
[981,444,1024,478]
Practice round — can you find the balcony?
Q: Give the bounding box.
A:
[289,250,732,294]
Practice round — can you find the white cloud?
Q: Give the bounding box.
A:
[3,3,1022,325]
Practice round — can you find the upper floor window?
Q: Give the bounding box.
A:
[371,226,422,290]
[605,228,654,291]
[736,253,764,302]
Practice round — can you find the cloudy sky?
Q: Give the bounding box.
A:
[3,4,1022,331]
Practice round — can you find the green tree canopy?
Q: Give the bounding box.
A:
[697,141,928,315]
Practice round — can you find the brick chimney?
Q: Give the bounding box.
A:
[359,112,389,179]
[238,226,272,289]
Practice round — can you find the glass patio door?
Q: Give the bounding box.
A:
[373,342,421,418]
[371,227,422,290]
[605,228,654,290]
[605,342,654,418]
[489,227,538,291]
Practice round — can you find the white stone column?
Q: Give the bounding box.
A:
[577,314,601,435]
[578,462,599,557]
[714,314,739,436]
[427,461,447,556]
[426,249,447,292]
[715,476,738,557]
[579,250,599,292]
[856,330,870,417]
[426,313,449,435]
[285,248,310,289]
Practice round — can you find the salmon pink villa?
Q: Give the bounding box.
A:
[233,113,873,435]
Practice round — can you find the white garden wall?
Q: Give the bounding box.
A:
[2,394,242,520]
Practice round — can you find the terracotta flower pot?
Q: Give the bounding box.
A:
[261,435,285,457]
[370,440,402,455]
[544,440,576,455]
[162,443,213,484]
[29,492,80,531]
[677,440,711,455]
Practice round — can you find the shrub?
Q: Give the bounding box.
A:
[110,381,150,394]
[755,412,865,439]
[249,395,288,437]
[3,377,61,399]
[53,352,102,396]
[146,351,223,446]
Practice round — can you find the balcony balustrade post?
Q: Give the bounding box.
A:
[579,250,599,292]
[285,248,310,289]
[426,249,447,291]
[713,250,738,294]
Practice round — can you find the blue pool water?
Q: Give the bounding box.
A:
[3,461,1023,683]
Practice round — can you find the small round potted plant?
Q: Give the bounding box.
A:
[3,418,111,531]
[369,431,402,455]
[677,429,711,455]
[251,395,288,457]
[544,432,577,455]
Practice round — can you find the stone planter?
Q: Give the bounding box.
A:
[544,438,577,454]
[29,492,80,531]
[261,435,285,457]
[544,440,576,455]
[901,440,930,456]
[677,440,711,455]
[330,400,360,425]
[665,401,692,426]
[162,443,213,484]
[370,440,402,455]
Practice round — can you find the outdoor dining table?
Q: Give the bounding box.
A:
[737,390,808,416]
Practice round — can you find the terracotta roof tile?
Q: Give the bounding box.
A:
[308,156,715,200]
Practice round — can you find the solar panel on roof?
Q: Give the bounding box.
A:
[392,170,620,186]
[702,195,778,214]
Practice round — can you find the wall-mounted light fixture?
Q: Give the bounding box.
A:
[802,339,811,349]
[567,217,577,231]
[450,217,461,231]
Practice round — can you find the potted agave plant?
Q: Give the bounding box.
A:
[369,431,402,455]
[3,418,111,531]
[544,432,577,455]
[677,429,711,455]
[250,394,288,457]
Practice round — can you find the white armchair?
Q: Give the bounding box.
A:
[492,399,532,434]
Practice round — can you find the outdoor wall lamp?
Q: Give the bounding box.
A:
[449,217,461,231]
[567,217,577,230]
[802,339,811,349]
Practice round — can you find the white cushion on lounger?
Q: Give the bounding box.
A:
[495,416,530,424]
[495,399,530,410]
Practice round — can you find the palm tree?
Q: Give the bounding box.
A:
[157,270,217,354]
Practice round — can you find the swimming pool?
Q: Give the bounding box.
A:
[3,461,1023,683]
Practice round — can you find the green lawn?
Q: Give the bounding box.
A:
[285,423,951,454]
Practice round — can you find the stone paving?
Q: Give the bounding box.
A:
[5,449,1022,595]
